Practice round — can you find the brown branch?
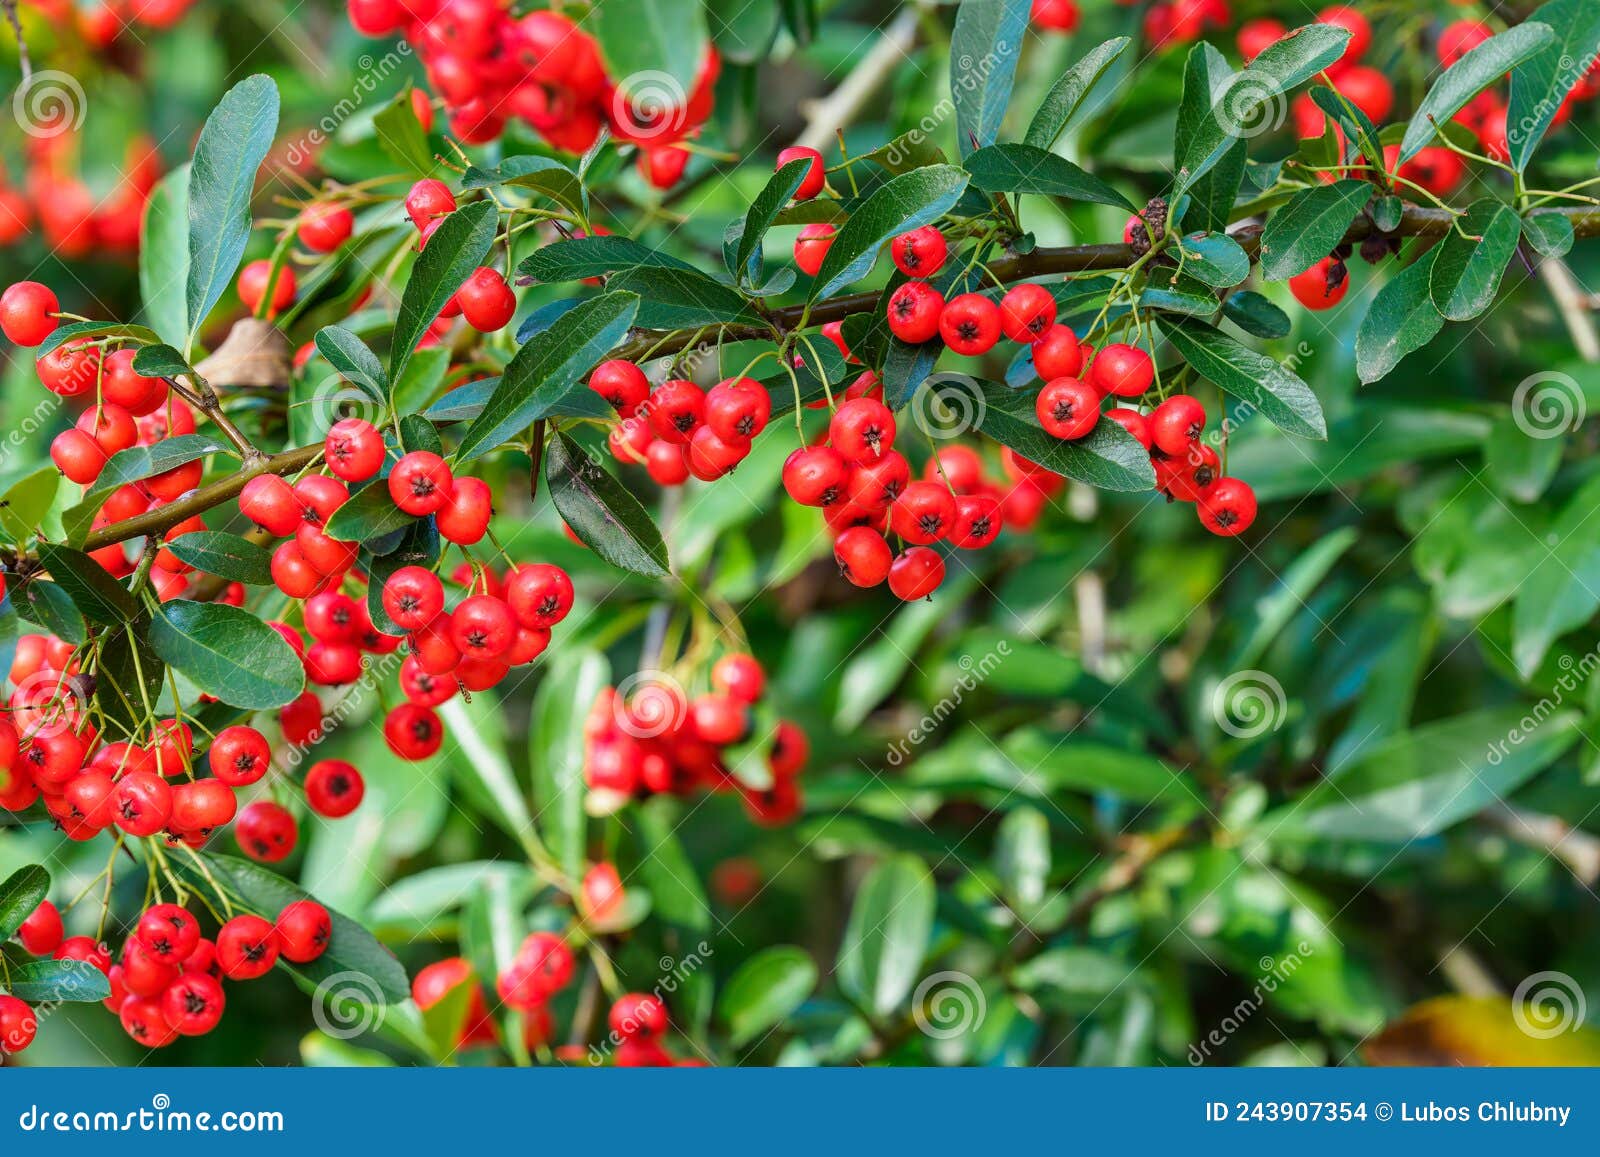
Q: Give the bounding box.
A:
[1,0,30,84]
[164,376,265,464]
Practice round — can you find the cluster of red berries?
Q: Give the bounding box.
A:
[4,895,328,1053]
[402,181,519,326]
[25,0,197,50]
[346,1,717,189]
[0,123,161,258]
[596,361,771,485]
[582,654,810,825]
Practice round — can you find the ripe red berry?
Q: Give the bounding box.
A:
[17,899,64,957]
[450,595,517,659]
[113,771,172,837]
[37,341,101,397]
[793,224,835,276]
[686,425,750,479]
[101,348,165,413]
[999,283,1058,343]
[775,146,826,199]
[119,995,177,1048]
[646,379,706,444]
[216,914,280,981]
[383,565,445,630]
[405,178,457,228]
[890,481,958,544]
[506,563,574,628]
[887,547,945,600]
[305,759,365,818]
[782,445,848,507]
[589,360,651,416]
[324,418,386,482]
[385,703,443,760]
[238,260,296,315]
[711,653,765,704]
[298,202,354,252]
[274,900,332,963]
[952,493,1003,549]
[162,971,226,1035]
[833,526,893,587]
[0,994,37,1054]
[1289,256,1350,310]
[1036,378,1100,440]
[705,377,771,442]
[239,474,303,536]
[270,541,322,598]
[136,904,201,964]
[0,281,59,346]
[235,799,298,863]
[1149,394,1207,455]
[169,779,238,834]
[1166,444,1222,503]
[939,293,1002,356]
[886,281,945,343]
[610,992,668,1038]
[388,450,454,515]
[1199,477,1258,536]
[890,226,948,277]
[50,429,107,484]
[829,397,897,462]
[1031,324,1084,380]
[1088,343,1154,399]
[847,450,911,511]
[581,862,626,924]
[435,475,493,545]
[457,266,517,331]
[1104,407,1152,450]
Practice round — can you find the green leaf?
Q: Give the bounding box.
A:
[36,321,161,359]
[836,854,934,1017]
[1024,36,1131,150]
[461,156,584,214]
[735,159,811,287]
[1309,85,1385,181]
[1172,43,1242,233]
[367,862,530,937]
[590,0,707,97]
[808,165,970,301]
[1485,413,1563,504]
[37,543,136,625]
[532,648,611,882]
[610,265,759,329]
[130,343,195,380]
[1523,212,1576,258]
[1222,290,1291,339]
[140,164,191,350]
[191,854,410,1003]
[315,325,389,399]
[455,292,639,463]
[392,345,452,416]
[882,338,944,412]
[390,199,498,383]
[1429,200,1521,321]
[520,235,697,283]
[163,530,274,585]
[631,798,710,932]
[10,579,86,644]
[544,431,669,577]
[149,600,304,709]
[438,694,534,842]
[1400,23,1557,162]
[1162,319,1326,439]
[950,0,1029,156]
[63,434,234,544]
[0,865,49,941]
[1259,179,1371,281]
[1355,251,1444,384]
[186,75,280,352]
[1002,731,1183,801]
[1508,0,1600,170]
[994,807,1050,911]
[950,380,1154,491]
[708,0,781,63]
[323,484,416,545]
[1170,231,1250,288]
[964,143,1134,211]
[720,946,817,1048]
[95,618,164,738]
[1512,475,1600,674]
[1177,25,1351,192]
[0,467,59,545]
[373,85,434,176]
[5,959,111,1003]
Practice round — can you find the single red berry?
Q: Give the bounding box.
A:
[506,563,574,628]
[782,445,849,507]
[1104,407,1152,450]
[686,425,750,479]
[1088,343,1154,399]
[119,994,178,1048]
[833,526,893,587]
[0,995,38,1054]
[1035,377,1100,440]
[999,283,1057,343]
[846,450,911,511]
[136,904,200,965]
[646,379,706,445]
[161,971,226,1035]
[383,565,445,631]
[887,547,945,600]
[457,266,517,332]
[216,914,280,981]
[388,450,454,515]
[169,779,238,834]
[385,703,443,760]
[274,900,332,963]
[435,476,493,545]
[101,348,166,413]
[939,293,1002,357]
[829,397,897,462]
[1031,324,1083,380]
[886,281,945,344]
[1199,477,1258,536]
[775,146,826,199]
[113,771,172,837]
[0,281,59,346]
[270,541,322,598]
[325,418,386,482]
[405,178,457,229]
[305,758,365,818]
[793,223,835,276]
[238,260,296,315]
[449,595,517,659]
[1289,256,1350,310]
[239,474,303,536]
[17,899,64,956]
[1148,394,1207,455]
[1166,443,1223,503]
[298,202,354,253]
[609,992,668,1039]
[589,360,651,416]
[36,341,101,397]
[50,428,107,484]
[952,493,1003,549]
[889,481,958,545]
[581,863,626,924]
[890,226,948,277]
[711,653,765,704]
[235,799,298,863]
[704,377,771,442]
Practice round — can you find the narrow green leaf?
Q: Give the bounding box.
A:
[186,75,280,351]
[163,530,274,585]
[373,85,434,176]
[519,235,697,283]
[5,959,111,1003]
[1429,200,1521,321]
[315,325,389,398]
[10,580,86,644]
[836,854,934,1017]
[1509,0,1600,170]
[455,292,638,463]
[461,156,584,213]
[1355,251,1445,384]
[1259,179,1371,281]
[735,159,811,287]
[995,807,1050,911]
[140,164,190,350]
[0,865,49,941]
[1222,290,1291,339]
[950,0,1029,157]
[964,143,1134,211]
[149,600,305,709]
[808,165,970,301]
[1162,319,1327,439]
[1400,23,1557,162]
[37,543,136,625]
[531,648,611,881]
[720,946,817,1047]
[544,431,669,576]
[390,200,497,383]
[1023,36,1131,149]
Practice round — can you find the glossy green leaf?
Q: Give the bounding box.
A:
[149,600,305,709]
[0,467,59,545]
[10,579,86,644]
[807,165,970,301]
[610,265,759,329]
[5,958,111,1003]
[0,865,49,941]
[631,798,711,932]
[1171,231,1251,288]
[164,530,274,584]
[1509,1,1600,170]
[1429,199,1521,321]
[1222,290,1291,339]
[1162,319,1326,439]
[708,0,781,63]
[544,431,669,576]
[461,156,584,213]
[1024,36,1131,149]
[373,85,434,176]
[130,343,195,380]
[323,484,416,545]
[315,325,389,398]
[836,854,934,1017]
[735,158,811,287]
[964,143,1134,211]
[950,0,1028,157]
[1400,23,1556,162]
[1355,250,1444,384]
[37,543,136,625]
[532,648,611,881]
[390,199,497,383]
[186,75,280,351]
[994,807,1050,910]
[519,235,697,283]
[1259,179,1370,281]
[455,292,638,463]
[720,946,818,1047]
[140,164,191,350]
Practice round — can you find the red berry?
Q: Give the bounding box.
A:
[581,862,626,924]
[274,900,332,963]
[325,418,386,482]
[136,904,201,963]
[939,293,1002,356]
[383,565,445,630]
[889,480,958,544]
[0,281,59,346]
[589,360,651,416]
[705,377,771,442]
[1088,343,1154,399]
[506,563,574,629]
[0,995,37,1054]
[829,397,897,462]
[388,450,454,515]
[1318,4,1371,65]
[782,446,848,507]
[50,428,108,484]
[646,379,706,444]
[1031,324,1083,380]
[887,547,945,600]
[609,992,668,1038]
[457,266,517,332]
[169,779,238,834]
[890,226,948,277]
[450,595,517,659]
[235,799,298,862]
[113,771,171,837]
[793,224,835,276]
[161,971,226,1035]
[298,202,354,252]
[1149,394,1207,455]
[385,703,443,760]
[833,525,893,587]
[217,914,280,981]
[119,995,177,1048]
[1289,256,1350,310]
[405,179,457,229]
[1035,378,1100,440]
[239,474,303,536]
[17,899,64,956]
[951,493,1003,549]
[306,758,365,818]
[999,283,1057,343]
[238,260,296,315]
[775,146,826,199]
[847,450,911,511]
[711,653,765,703]
[886,281,945,343]
[1199,477,1258,536]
